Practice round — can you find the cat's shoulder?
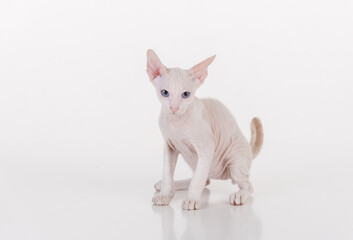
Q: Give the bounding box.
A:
[200,98,226,108]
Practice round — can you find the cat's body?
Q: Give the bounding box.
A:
[161,97,253,180]
[147,50,263,210]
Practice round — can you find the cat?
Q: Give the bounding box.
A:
[147,49,263,210]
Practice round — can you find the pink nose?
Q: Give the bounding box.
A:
[170,107,179,113]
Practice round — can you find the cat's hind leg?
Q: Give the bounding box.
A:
[228,148,253,206]
[154,178,210,191]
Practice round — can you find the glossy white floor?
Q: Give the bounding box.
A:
[1,142,353,240]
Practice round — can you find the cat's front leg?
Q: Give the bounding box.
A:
[152,143,178,206]
[182,147,213,210]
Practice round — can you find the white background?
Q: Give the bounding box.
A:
[1,0,353,239]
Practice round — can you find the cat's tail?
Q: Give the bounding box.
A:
[250,117,263,159]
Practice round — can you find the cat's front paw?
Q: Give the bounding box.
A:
[182,199,201,210]
[154,180,162,191]
[152,193,173,206]
[229,189,251,206]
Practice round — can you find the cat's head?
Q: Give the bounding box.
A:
[146,49,215,115]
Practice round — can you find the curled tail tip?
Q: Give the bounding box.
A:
[250,117,264,159]
[251,117,261,124]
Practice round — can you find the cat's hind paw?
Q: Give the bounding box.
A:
[182,199,201,210]
[152,193,173,206]
[229,189,251,206]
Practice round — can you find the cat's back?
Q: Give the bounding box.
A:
[200,98,241,135]
[201,98,234,120]
[201,98,228,113]
[199,98,245,179]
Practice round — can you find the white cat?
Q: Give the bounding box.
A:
[147,50,263,210]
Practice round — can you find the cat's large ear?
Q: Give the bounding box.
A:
[188,55,216,84]
[146,49,167,82]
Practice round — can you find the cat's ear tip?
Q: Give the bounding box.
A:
[147,49,156,56]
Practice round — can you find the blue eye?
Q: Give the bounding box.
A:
[182,91,191,98]
[161,89,169,97]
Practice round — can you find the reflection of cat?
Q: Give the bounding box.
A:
[152,189,262,240]
[182,204,262,240]
[147,50,263,210]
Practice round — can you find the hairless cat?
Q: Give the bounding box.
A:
[147,50,263,210]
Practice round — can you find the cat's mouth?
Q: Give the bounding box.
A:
[170,110,181,115]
